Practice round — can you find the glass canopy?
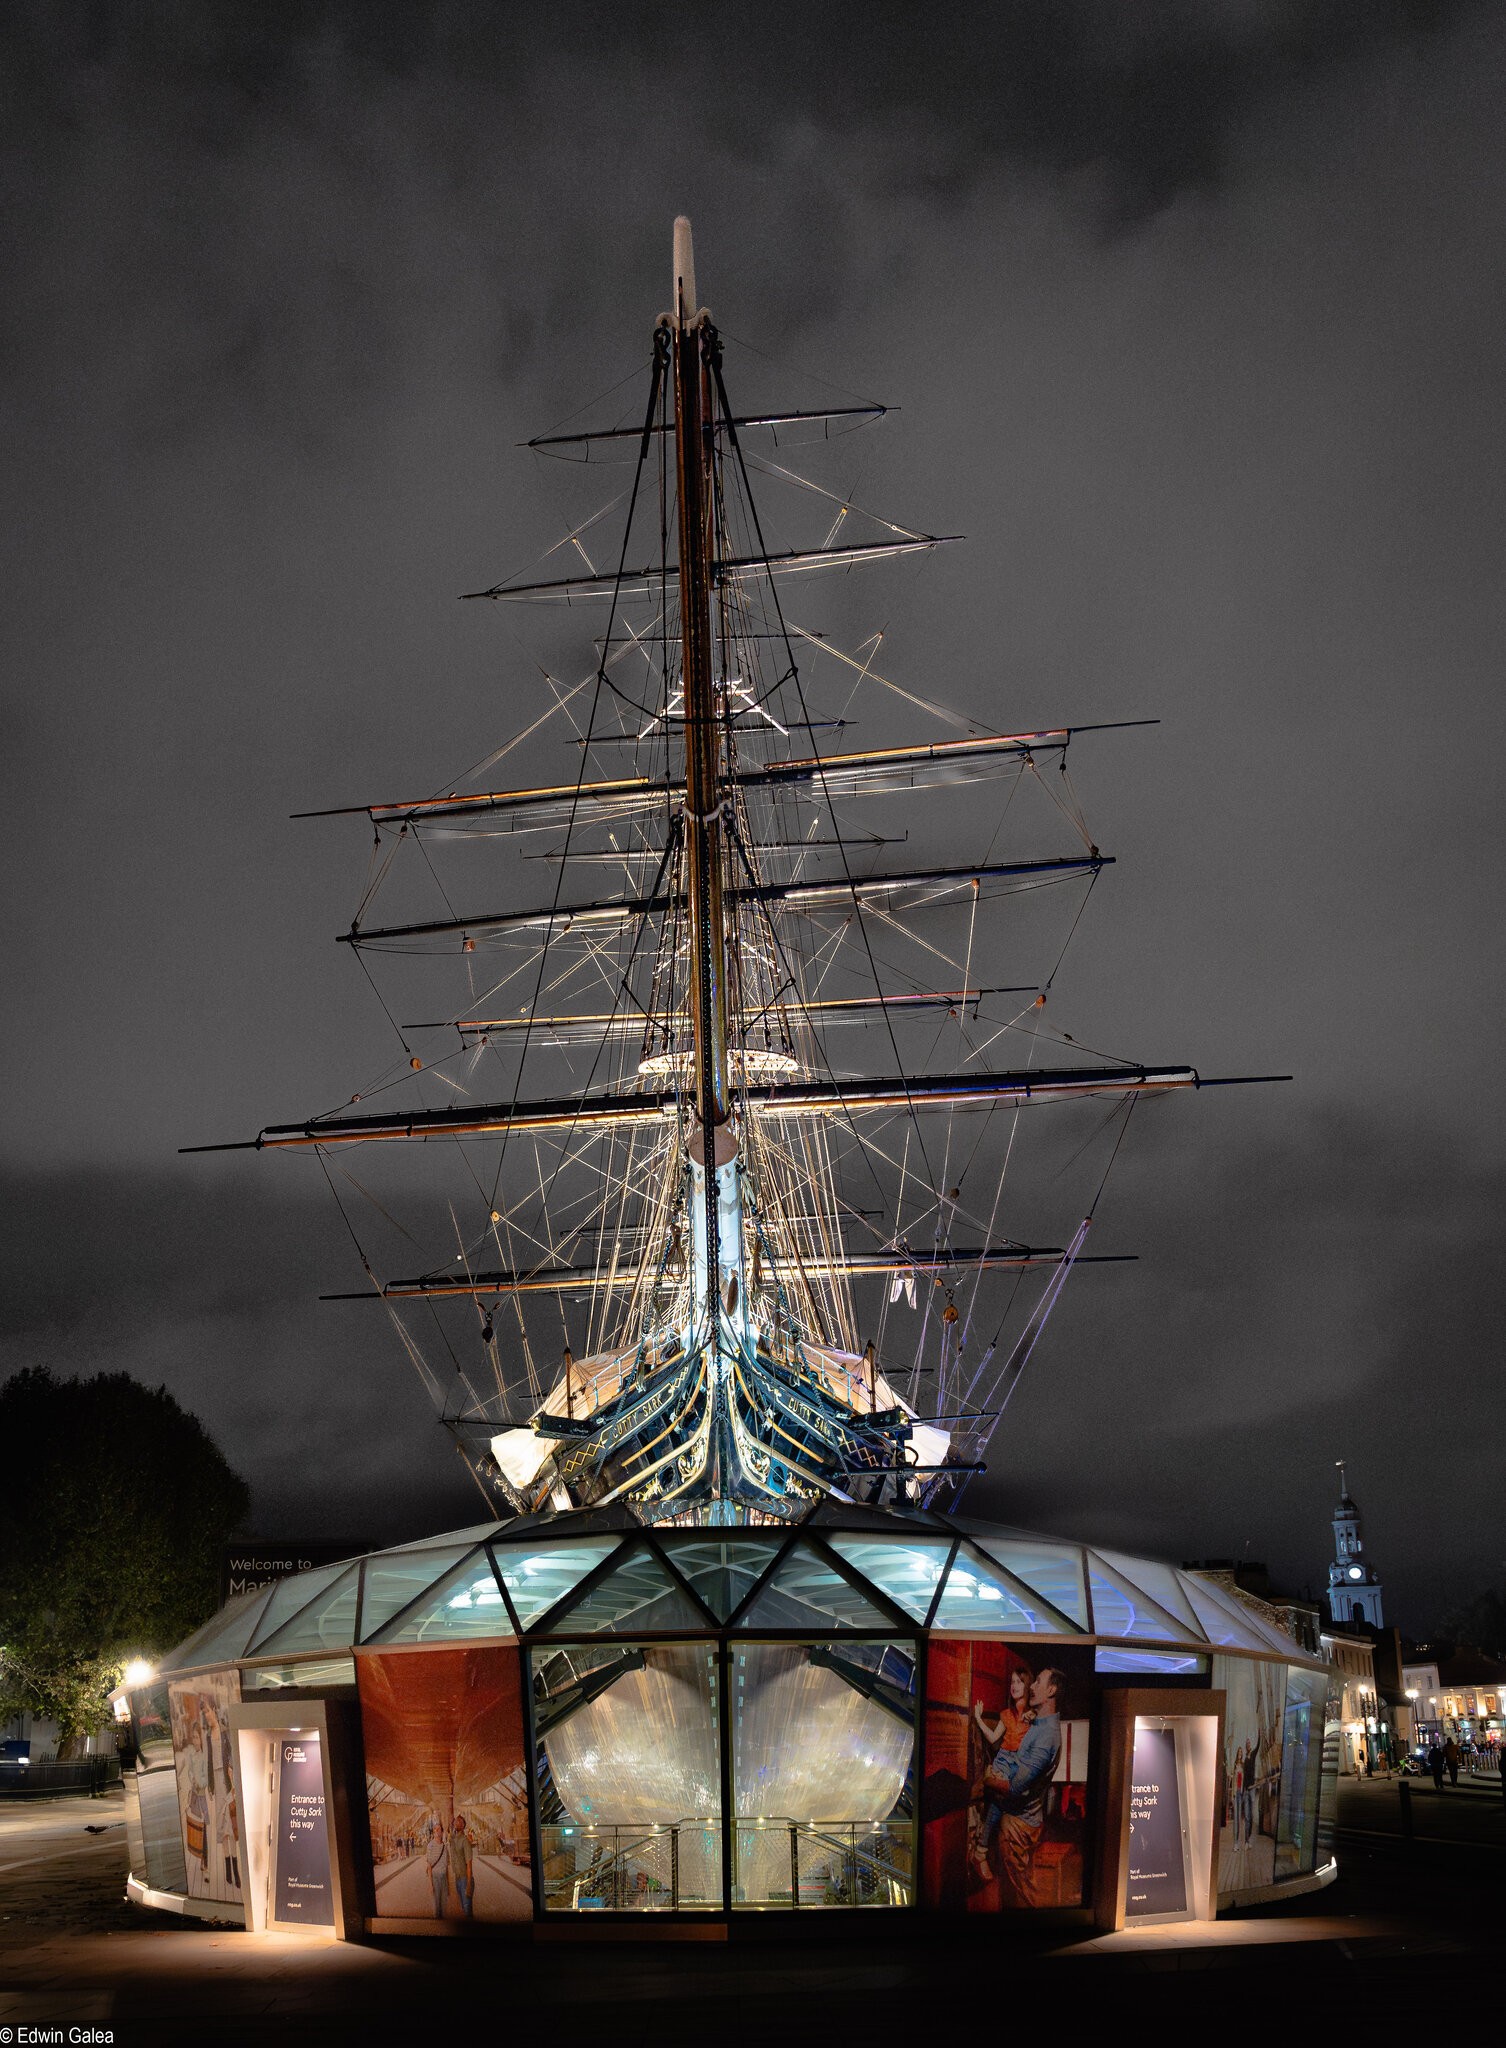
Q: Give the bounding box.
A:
[154,1509,1323,1672]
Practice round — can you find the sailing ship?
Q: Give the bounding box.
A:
[191,219,1273,1529]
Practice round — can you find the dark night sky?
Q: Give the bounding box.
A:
[4,2,1502,1631]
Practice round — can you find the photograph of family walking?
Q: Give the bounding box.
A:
[1215,1653,1286,1893]
[921,1641,1092,1911]
[168,1670,244,1907]
[358,1646,532,1923]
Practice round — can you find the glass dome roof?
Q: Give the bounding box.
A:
[155,1505,1317,1677]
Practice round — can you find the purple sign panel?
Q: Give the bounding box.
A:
[1126,1722,1186,1920]
[275,1735,333,1926]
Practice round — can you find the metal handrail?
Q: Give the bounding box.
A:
[542,1813,914,1912]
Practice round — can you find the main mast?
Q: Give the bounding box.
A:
[670,218,743,1508]
[671,217,732,1155]
[191,217,1261,1526]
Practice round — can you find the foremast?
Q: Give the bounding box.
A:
[669,221,744,1518]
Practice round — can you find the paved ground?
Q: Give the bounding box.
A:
[0,1780,1497,2043]
[372,1846,532,1919]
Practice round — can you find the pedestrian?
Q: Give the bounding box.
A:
[448,1814,475,1918]
[1444,1735,1461,1788]
[425,1819,449,1915]
[1356,1739,1367,1777]
[1428,1740,1445,1791]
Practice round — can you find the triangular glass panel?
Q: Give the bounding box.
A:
[371,1550,513,1644]
[246,1561,353,1654]
[380,1521,501,1550]
[808,1499,938,1533]
[542,1546,708,1635]
[660,1539,781,1621]
[499,1503,641,1538]
[1180,1573,1298,1655]
[736,1542,901,1631]
[493,1537,621,1628]
[932,1543,1080,1633]
[358,1544,474,1642]
[1095,1647,1209,1676]
[1086,1554,1198,1645]
[1096,1550,1209,1639]
[825,1534,954,1624]
[161,1585,276,1673]
[255,1562,362,1656]
[974,1538,1089,1629]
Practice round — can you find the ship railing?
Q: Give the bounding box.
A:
[733,1816,914,1907]
[539,1820,722,1912]
[539,1816,914,1910]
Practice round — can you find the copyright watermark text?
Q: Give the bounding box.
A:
[0,2029,116,2044]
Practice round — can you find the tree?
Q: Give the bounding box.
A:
[0,1368,250,1750]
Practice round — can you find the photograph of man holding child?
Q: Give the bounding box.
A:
[921,1641,1092,1910]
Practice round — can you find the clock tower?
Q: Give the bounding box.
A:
[1328,1460,1384,1627]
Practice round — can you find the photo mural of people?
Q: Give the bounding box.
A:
[1214,1654,1287,1893]
[358,1646,532,1923]
[167,1671,243,1905]
[922,1641,1092,1911]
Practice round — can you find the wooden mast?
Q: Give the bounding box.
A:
[670,215,739,1515]
[671,216,732,1157]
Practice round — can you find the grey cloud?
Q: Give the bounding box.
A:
[0,1167,478,1543]
[976,1097,1505,1627]
[2,1,1499,1622]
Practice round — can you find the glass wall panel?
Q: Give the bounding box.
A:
[373,1552,513,1644]
[1213,1653,1288,1894]
[494,1539,621,1629]
[131,1681,187,1894]
[1274,1665,1328,1878]
[533,1642,721,1911]
[932,1545,1077,1633]
[737,1544,899,1631]
[130,1683,174,1773]
[543,1547,708,1635]
[732,1639,916,1907]
[243,1658,358,1692]
[252,1564,361,1656]
[1316,1676,1341,1868]
[137,1765,189,1894]
[358,1546,474,1642]
[824,1535,953,1624]
[1094,1648,1208,1676]
[975,1540,1089,1629]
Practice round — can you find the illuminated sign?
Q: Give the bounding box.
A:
[1127,1723,1187,1920]
[275,1736,333,1926]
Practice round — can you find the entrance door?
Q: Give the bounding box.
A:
[234,1721,339,1934]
